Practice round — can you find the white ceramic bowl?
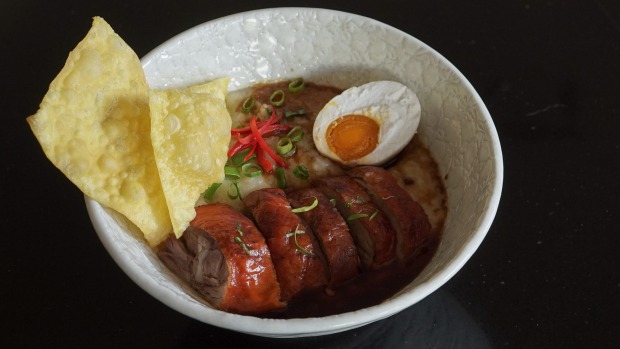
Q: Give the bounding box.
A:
[86,8,503,338]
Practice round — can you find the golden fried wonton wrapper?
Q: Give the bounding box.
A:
[27,17,172,246]
[149,78,232,238]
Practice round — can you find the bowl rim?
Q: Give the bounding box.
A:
[89,7,503,337]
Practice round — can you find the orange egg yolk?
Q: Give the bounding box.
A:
[326,114,379,162]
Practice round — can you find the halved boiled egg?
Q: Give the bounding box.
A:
[313,81,421,166]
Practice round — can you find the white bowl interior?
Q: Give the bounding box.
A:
[87,8,503,338]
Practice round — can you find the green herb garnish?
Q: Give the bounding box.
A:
[293,165,309,180]
[285,225,315,256]
[291,197,318,213]
[203,182,222,201]
[347,213,369,221]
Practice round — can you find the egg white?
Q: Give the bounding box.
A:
[313,80,421,166]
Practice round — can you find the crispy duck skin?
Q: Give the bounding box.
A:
[158,203,284,315]
[348,166,432,261]
[244,188,329,301]
[288,188,361,286]
[314,176,397,269]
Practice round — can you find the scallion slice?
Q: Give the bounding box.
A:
[203,182,222,201]
[281,148,296,158]
[227,182,241,200]
[277,137,294,155]
[347,213,368,221]
[288,78,305,93]
[286,126,304,142]
[224,166,241,180]
[241,162,263,177]
[270,89,285,106]
[291,197,318,213]
[369,210,379,221]
[284,109,306,119]
[230,148,253,167]
[285,225,315,256]
[275,167,286,189]
[242,96,255,114]
[234,236,251,255]
[293,165,309,180]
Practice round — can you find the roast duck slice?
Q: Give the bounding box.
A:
[348,166,432,261]
[313,176,397,269]
[244,188,329,301]
[157,203,284,314]
[157,166,432,315]
[288,188,361,286]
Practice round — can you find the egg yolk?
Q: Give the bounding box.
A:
[326,114,379,162]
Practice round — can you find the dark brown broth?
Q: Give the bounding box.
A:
[262,238,439,319]
[242,80,446,318]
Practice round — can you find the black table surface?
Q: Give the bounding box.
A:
[3,1,619,348]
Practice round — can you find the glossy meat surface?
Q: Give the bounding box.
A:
[348,166,432,260]
[244,188,329,301]
[289,188,360,286]
[314,176,397,269]
[158,203,284,314]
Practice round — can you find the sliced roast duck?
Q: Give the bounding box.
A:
[157,203,284,314]
[313,175,397,269]
[243,188,329,301]
[288,187,361,286]
[158,166,433,315]
[348,166,432,261]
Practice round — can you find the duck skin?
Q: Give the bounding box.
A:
[244,188,329,301]
[157,203,284,315]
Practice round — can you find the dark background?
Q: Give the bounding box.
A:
[3,1,619,348]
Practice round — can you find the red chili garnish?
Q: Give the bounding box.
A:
[228,109,291,172]
[244,143,257,161]
[227,138,250,158]
[231,109,281,135]
[250,116,289,171]
[255,144,273,173]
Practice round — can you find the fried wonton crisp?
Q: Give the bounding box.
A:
[27,17,173,246]
[149,78,232,238]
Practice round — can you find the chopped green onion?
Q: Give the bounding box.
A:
[270,89,285,106]
[288,78,305,93]
[227,181,241,200]
[203,182,222,201]
[230,148,254,167]
[236,223,244,236]
[234,236,251,255]
[286,126,304,142]
[329,198,336,206]
[242,96,255,114]
[291,197,318,213]
[275,167,286,189]
[284,109,306,119]
[293,165,309,180]
[286,225,315,256]
[224,166,241,180]
[347,213,368,221]
[277,137,294,155]
[282,148,296,158]
[241,162,263,177]
[369,210,379,221]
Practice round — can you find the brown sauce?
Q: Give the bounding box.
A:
[263,237,440,318]
[234,80,447,318]
[168,79,448,318]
